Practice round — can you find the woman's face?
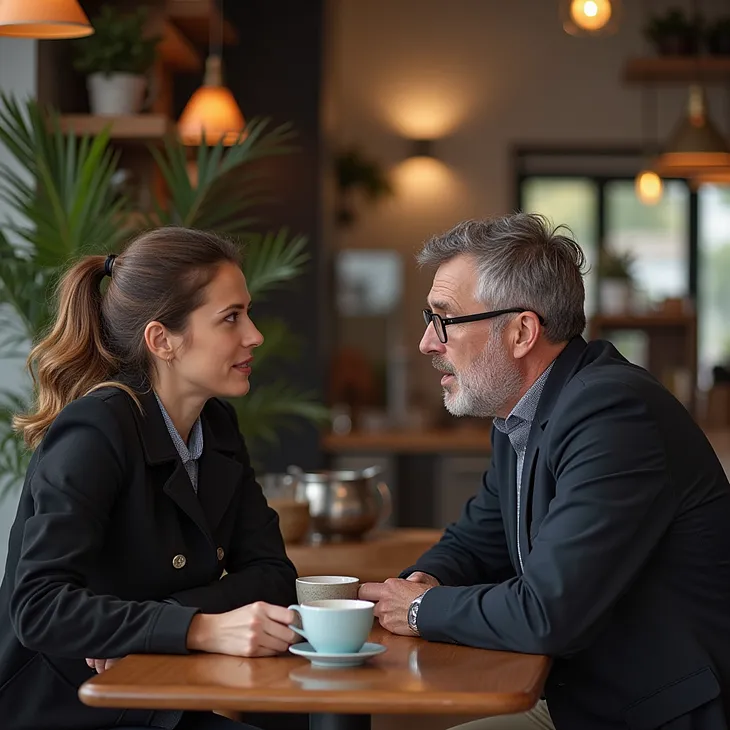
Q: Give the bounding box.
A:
[166,262,264,400]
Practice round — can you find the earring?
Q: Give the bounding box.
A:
[166,357,173,369]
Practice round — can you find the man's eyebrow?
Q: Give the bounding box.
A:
[428,299,458,314]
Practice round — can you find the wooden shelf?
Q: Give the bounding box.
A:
[322,428,493,454]
[591,313,696,329]
[624,56,730,84]
[58,115,174,141]
[160,20,202,72]
[166,0,239,45]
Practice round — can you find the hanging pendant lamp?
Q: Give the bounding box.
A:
[655,85,730,175]
[0,0,93,39]
[178,55,245,146]
[634,87,663,206]
[178,0,245,146]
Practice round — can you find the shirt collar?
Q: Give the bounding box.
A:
[154,392,204,464]
[494,362,554,435]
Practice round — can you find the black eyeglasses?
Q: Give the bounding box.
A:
[422,308,546,344]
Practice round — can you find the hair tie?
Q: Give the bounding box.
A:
[104,254,117,278]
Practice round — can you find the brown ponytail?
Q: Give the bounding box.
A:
[14,227,240,449]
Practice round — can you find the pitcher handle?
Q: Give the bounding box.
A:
[376,481,392,525]
[287,605,307,640]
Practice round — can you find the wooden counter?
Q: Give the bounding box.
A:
[286,529,443,583]
[322,428,492,454]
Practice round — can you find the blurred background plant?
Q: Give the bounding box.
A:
[0,93,327,500]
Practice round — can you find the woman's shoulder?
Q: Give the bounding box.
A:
[46,385,139,444]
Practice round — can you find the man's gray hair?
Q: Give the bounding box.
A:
[417,213,587,343]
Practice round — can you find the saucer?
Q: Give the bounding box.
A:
[289,641,387,668]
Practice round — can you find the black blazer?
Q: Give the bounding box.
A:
[407,338,730,730]
[0,386,297,730]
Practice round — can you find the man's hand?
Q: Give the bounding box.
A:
[86,657,120,674]
[359,578,431,635]
[406,572,440,587]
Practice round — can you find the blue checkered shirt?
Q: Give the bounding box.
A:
[493,363,553,571]
[154,393,203,493]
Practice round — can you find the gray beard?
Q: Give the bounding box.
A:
[436,340,523,419]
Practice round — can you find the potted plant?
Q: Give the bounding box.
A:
[72,5,160,116]
[644,7,701,55]
[599,248,635,315]
[335,148,392,226]
[706,16,730,55]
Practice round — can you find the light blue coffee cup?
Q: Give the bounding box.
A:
[288,599,374,654]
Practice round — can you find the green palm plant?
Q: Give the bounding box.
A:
[0,94,326,500]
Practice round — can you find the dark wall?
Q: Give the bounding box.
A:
[175,0,327,473]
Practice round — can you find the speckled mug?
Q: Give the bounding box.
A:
[295,575,360,604]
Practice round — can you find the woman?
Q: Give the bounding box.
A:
[0,227,301,730]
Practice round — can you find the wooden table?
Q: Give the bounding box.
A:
[79,625,550,730]
[286,529,443,583]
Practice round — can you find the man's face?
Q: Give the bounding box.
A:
[419,254,523,418]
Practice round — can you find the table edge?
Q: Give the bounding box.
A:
[79,682,547,716]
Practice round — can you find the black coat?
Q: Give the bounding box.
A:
[0,386,297,730]
[407,338,730,730]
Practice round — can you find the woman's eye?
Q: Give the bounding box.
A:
[225,311,239,323]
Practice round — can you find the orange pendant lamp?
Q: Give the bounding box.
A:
[178,0,245,146]
[0,0,93,39]
[178,55,245,146]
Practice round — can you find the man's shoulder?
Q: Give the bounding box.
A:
[569,340,664,402]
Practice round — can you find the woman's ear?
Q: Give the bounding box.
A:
[144,321,175,364]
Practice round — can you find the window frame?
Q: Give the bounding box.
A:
[512,145,699,311]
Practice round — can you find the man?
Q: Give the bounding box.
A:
[360,213,730,730]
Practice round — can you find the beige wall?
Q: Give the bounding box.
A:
[329,0,728,414]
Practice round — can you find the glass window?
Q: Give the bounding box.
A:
[521,177,598,316]
[698,184,730,384]
[605,180,689,307]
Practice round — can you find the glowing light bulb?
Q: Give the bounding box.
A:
[635,170,663,206]
[570,0,612,31]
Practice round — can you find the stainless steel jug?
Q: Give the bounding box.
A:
[288,465,392,542]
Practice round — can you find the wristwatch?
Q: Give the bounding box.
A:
[407,589,431,636]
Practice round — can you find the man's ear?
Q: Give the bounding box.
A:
[511,312,542,360]
[144,321,175,364]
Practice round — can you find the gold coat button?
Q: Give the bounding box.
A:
[172,554,186,569]
[216,547,225,561]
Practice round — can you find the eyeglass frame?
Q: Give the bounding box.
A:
[422,307,546,344]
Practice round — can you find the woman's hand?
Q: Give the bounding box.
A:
[85,657,120,673]
[187,601,299,657]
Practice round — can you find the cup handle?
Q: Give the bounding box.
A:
[288,605,307,640]
[376,481,392,525]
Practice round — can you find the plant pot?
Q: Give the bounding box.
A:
[600,278,633,315]
[652,33,699,55]
[87,73,146,116]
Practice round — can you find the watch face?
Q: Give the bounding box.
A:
[408,602,418,632]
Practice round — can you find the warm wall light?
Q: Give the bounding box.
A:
[408,139,435,159]
[561,0,621,36]
[635,170,663,206]
[178,55,245,146]
[0,0,93,38]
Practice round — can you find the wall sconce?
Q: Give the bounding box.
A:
[408,138,435,159]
